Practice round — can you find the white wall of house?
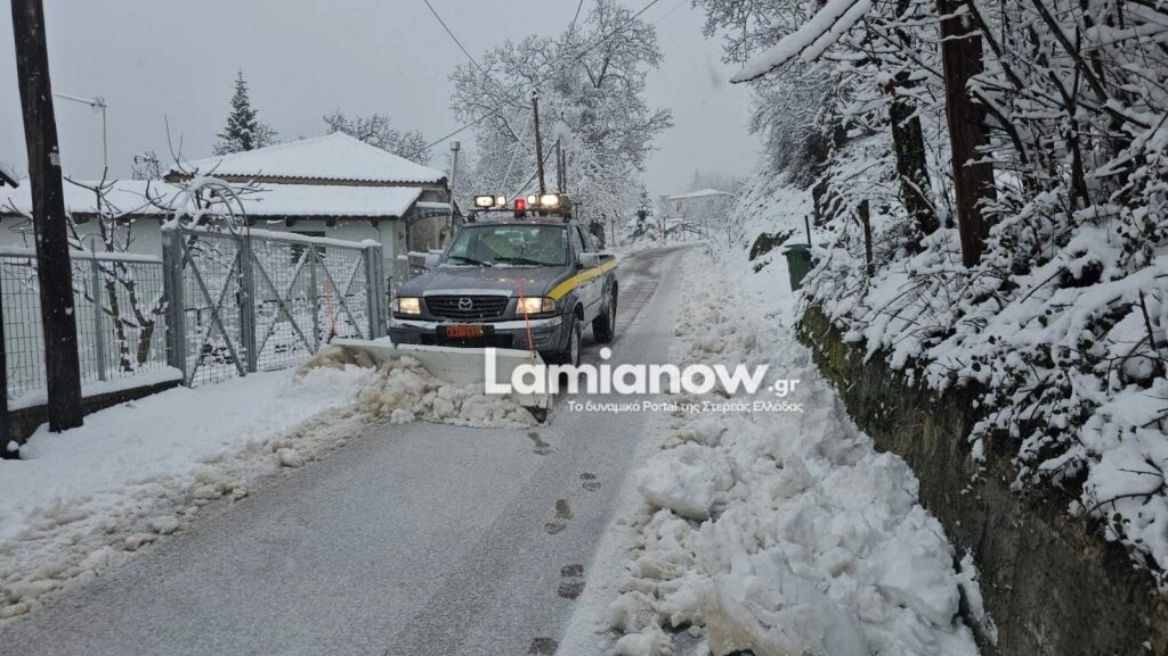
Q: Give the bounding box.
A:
[0,217,164,256]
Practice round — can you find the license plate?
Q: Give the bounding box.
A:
[445,324,485,339]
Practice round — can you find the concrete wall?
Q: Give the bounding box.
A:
[799,305,1168,656]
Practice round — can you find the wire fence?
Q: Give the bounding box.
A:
[1,248,170,408]
[1,228,385,405]
[163,226,385,388]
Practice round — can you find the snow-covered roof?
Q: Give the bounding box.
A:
[0,179,423,219]
[170,133,446,186]
[667,188,734,201]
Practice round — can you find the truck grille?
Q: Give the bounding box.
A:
[426,295,509,320]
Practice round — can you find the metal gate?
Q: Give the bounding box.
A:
[162,224,385,387]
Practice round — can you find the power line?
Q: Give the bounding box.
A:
[420,0,485,75]
[424,0,666,150]
[568,0,586,38]
[652,0,688,25]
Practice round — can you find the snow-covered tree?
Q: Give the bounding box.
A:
[213,70,277,155]
[322,111,431,164]
[450,0,672,221]
[701,0,1168,587]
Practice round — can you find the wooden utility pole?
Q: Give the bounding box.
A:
[11,0,85,431]
[555,139,564,192]
[532,91,546,196]
[939,0,996,267]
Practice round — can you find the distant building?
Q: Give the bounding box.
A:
[664,188,734,230]
[0,133,460,288]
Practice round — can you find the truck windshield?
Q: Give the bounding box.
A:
[443,225,568,267]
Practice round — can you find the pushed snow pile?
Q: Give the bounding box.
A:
[637,443,733,521]
[610,251,981,655]
[301,345,536,428]
[0,364,375,620]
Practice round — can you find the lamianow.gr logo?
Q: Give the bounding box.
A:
[484,347,800,400]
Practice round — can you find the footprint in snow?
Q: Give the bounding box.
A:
[558,563,585,599]
[580,472,600,491]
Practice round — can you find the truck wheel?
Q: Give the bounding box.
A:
[556,315,583,366]
[592,288,617,344]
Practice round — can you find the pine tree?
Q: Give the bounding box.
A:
[213,70,276,155]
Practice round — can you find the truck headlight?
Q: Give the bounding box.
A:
[392,297,423,316]
[517,297,556,314]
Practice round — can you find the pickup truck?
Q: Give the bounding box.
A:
[389,217,618,366]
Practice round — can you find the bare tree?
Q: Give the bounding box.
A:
[323,111,431,164]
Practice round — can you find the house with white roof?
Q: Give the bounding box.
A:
[658,188,734,237]
[0,133,460,287]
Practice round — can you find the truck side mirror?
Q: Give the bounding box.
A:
[424,253,441,269]
[578,252,601,269]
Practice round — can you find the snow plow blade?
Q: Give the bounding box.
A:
[328,338,552,418]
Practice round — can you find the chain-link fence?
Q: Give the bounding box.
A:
[1,248,169,407]
[162,226,385,387]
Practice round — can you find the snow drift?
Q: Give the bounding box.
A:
[610,251,980,655]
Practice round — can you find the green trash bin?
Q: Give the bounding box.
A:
[782,243,814,291]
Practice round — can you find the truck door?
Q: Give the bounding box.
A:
[572,225,602,320]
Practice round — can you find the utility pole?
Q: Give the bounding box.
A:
[11,0,85,431]
[446,140,460,244]
[532,91,546,196]
[555,138,563,192]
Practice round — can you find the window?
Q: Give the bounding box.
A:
[290,231,326,264]
[576,225,597,252]
[444,224,567,266]
[569,225,585,259]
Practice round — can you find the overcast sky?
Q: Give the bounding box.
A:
[0,0,760,198]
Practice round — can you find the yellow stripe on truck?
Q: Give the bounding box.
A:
[547,259,618,301]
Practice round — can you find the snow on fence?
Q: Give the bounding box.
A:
[162,225,386,387]
[1,248,171,408]
[1,229,386,405]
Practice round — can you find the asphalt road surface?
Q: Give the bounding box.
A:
[2,245,692,656]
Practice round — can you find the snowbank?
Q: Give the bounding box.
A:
[0,346,534,620]
[609,249,980,655]
[0,366,375,619]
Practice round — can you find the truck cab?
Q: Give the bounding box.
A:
[389,194,618,366]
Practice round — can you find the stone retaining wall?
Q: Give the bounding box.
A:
[799,305,1168,656]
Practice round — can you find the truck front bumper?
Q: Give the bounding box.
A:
[389,315,565,353]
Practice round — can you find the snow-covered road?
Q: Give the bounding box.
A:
[0,246,693,656]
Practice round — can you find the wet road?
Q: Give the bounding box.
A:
[1,245,692,656]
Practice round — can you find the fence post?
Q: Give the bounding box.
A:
[365,244,385,339]
[90,257,107,382]
[309,247,321,352]
[0,264,10,457]
[238,233,258,374]
[161,228,188,384]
